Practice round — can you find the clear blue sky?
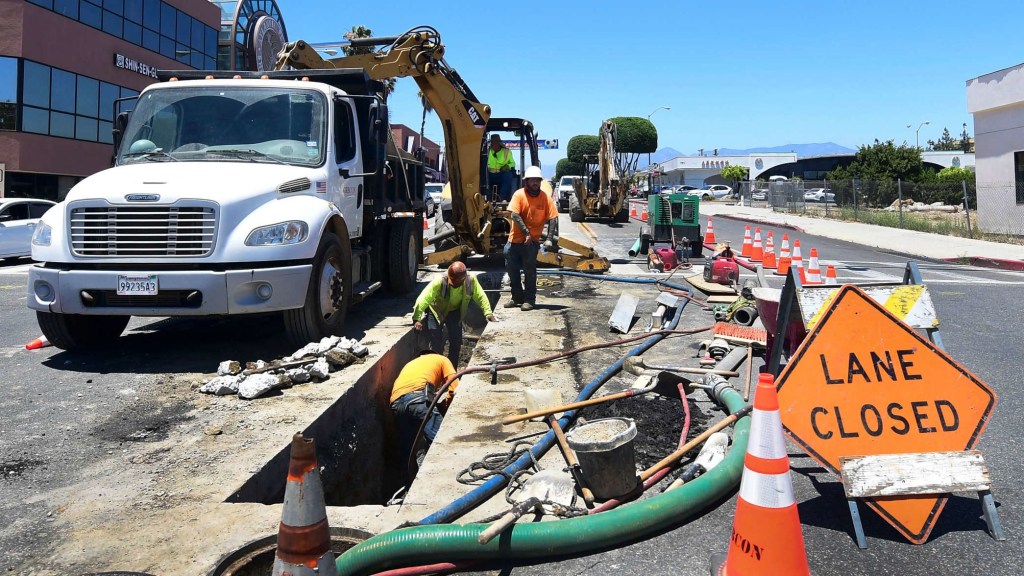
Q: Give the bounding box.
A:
[282,0,1024,170]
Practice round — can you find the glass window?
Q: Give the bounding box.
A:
[124,0,141,23]
[30,203,54,218]
[103,0,123,15]
[76,116,98,141]
[80,0,102,29]
[27,0,53,8]
[176,43,191,65]
[335,101,356,163]
[123,20,142,44]
[50,111,74,138]
[206,26,217,56]
[99,82,120,121]
[204,56,216,70]
[160,35,175,59]
[50,68,75,113]
[190,51,203,69]
[1015,152,1024,204]
[177,11,190,44]
[143,0,159,30]
[102,10,123,37]
[160,3,175,37]
[54,0,78,19]
[0,203,30,221]
[191,18,204,51]
[143,28,159,52]
[0,57,16,104]
[24,62,50,108]
[22,107,48,134]
[98,120,114,144]
[76,76,98,117]
[121,87,138,99]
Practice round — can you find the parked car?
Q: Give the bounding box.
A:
[556,176,580,212]
[425,182,443,217]
[751,188,768,201]
[0,198,57,260]
[804,188,835,203]
[690,185,732,201]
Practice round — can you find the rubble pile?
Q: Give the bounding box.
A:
[885,198,960,213]
[198,336,369,399]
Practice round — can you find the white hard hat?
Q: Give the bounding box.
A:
[524,165,543,180]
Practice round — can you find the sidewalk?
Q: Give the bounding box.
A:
[699,203,1024,270]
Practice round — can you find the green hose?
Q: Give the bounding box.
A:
[336,387,750,575]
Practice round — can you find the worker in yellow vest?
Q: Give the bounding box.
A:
[487,134,516,201]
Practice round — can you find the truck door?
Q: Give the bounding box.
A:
[0,201,33,258]
[333,98,363,238]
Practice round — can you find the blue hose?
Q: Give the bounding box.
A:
[416,285,689,525]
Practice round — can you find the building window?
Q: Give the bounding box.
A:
[80,1,102,29]
[0,57,16,131]
[1015,152,1024,204]
[23,62,50,108]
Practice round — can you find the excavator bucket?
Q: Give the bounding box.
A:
[537,237,610,273]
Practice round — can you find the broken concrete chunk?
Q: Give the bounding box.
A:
[287,342,320,361]
[316,335,341,355]
[350,342,368,357]
[199,375,241,396]
[285,368,312,384]
[324,349,358,370]
[217,360,242,376]
[245,359,269,372]
[238,373,286,399]
[309,358,330,380]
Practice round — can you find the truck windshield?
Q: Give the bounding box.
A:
[118,86,327,167]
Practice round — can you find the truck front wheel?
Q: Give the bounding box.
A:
[387,218,419,294]
[284,231,352,347]
[36,312,130,351]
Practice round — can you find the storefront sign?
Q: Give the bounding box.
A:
[114,53,159,79]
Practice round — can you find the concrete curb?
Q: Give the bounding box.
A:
[713,213,805,233]
[943,256,1024,271]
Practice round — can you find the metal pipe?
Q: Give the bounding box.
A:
[628,237,643,257]
[732,306,758,326]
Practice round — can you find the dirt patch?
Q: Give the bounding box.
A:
[0,457,44,480]
[91,398,194,444]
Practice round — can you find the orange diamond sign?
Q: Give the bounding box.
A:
[776,285,996,544]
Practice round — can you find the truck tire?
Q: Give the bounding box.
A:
[387,218,419,294]
[284,231,352,347]
[36,311,130,351]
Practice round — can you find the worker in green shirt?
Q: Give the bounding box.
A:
[412,262,496,367]
[487,134,516,201]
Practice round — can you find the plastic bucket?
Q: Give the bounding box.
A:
[565,417,639,500]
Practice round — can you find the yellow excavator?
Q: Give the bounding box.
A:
[275,26,608,272]
[569,119,630,223]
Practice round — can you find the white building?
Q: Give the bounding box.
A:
[967,63,1024,233]
[650,152,797,188]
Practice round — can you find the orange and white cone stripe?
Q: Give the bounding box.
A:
[740,226,753,257]
[750,228,763,262]
[775,234,791,276]
[791,240,806,283]
[273,433,337,576]
[805,248,822,285]
[824,264,838,285]
[712,373,810,576]
[763,232,777,269]
[704,217,716,244]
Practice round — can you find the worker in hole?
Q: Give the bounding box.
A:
[412,262,496,367]
[390,348,459,464]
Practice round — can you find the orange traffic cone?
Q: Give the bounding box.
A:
[273,433,337,576]
[740,226,752,258]
[710,373,810,576]
[805,248,822,285]
[630,202,638,218]
[704,216,717,244]
[774,234,791,276]
[762,232,777,269]
[750,228,763,262]
[25,336,52,350]
[824,264,838,285]
[791,240,806,283]
[641,203,648,222]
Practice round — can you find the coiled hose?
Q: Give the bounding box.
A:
[336,386,748,575]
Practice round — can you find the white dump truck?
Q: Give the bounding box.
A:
[27,69,426,350]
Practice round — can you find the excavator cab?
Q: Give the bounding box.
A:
[483,117,552,202]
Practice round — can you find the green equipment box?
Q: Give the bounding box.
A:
[646,193,702,257]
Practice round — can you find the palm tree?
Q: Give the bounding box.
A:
[418,90,434,152]
[342,25,396,98]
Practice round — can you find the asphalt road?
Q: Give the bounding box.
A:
[2,209,1023,575]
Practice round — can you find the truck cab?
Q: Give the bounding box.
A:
[27,70,426,350]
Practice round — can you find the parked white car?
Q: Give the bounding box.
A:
[751,188,768,201]
[690,185,732,201]
[0,198,56,260]
[556,176,579,212]
[425,182,443,217]
[804,188,835,203]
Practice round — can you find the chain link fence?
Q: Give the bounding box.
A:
[738,179,1024,244]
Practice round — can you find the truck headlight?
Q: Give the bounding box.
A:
[32,222,52,246]
[245,221,309,246]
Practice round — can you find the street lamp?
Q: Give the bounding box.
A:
[906,121,930,149]
[646,106,670,167]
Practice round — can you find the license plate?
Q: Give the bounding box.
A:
[117,274,158,296]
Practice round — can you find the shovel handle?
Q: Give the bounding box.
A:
[502,391,635,425]
[478,511,518,544]
[548,416,595,505]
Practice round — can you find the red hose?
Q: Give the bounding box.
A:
[371,560,479,576]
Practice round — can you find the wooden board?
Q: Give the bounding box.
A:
[683,274,738,296]
[840,450,990,498]
[706,294,740,304]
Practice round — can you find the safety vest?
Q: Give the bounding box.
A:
[488,147,515,173]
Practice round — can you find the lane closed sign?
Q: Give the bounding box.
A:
[776,285,996,544]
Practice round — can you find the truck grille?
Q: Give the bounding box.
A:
[69,204,217,257]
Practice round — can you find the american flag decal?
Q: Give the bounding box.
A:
[316,181,327,193]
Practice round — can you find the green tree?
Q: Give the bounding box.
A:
[342,25,396,98]
[607,116,657,183]
[935,165,975,183]
[555,158,583,180]
[720,164,748,198]
[566,135,600,164]
[417,90,434,151]
[827,140,925,206]
[927,127,961,151]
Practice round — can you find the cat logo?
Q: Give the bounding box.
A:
[462,100,485,127]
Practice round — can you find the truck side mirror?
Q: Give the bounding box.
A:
[112,111,131,155]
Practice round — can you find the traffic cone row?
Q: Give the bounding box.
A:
[273,433,337,576]
[704,216,716,244]
[25,336,52,350]
[710,373,811,576]
[720,224,839,286]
